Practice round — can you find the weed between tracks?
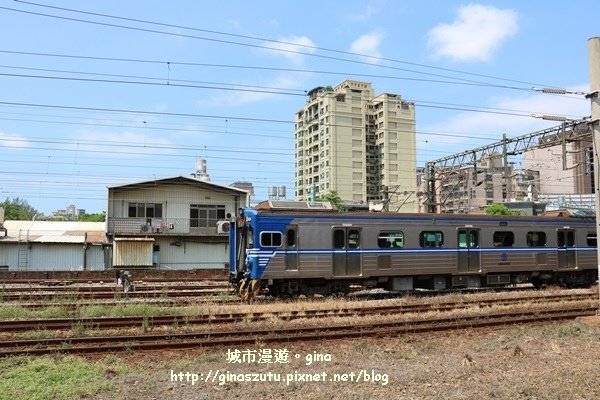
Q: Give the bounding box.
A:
[0,286,598,400]
[0,287,596,342]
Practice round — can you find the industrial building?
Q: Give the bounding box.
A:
[106,176,248,270]
[294,80,417,212]
[0,175,248,271]
[0,221,106,271]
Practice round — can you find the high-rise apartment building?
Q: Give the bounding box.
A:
[294,80,417,212]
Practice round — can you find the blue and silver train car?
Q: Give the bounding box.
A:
[228,202,598,299]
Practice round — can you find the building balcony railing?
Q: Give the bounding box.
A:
[107,217,227,237]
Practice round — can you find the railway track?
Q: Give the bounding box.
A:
[0,284,228,293]
[0,288,233,301]
[3,297,238,311]
[0,303,595,356]
[0,277,226,284]
[0,292,595,332]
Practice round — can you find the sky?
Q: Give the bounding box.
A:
[0,0,598,215]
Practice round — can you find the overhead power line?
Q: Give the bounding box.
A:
[0,72,305,96]
[0,55,542,91]
[0,96,586,130]
[0,101,292,124]
[11,0,566,89]
[2,3,562,90]
[0,63,307,93]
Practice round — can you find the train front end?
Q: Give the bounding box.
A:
[228,208,262,301]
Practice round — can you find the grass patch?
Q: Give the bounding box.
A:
[0,305,70,320]
[68,303,176,319]
[556,323,581,338]
[0,305,29,319]
[0,355,116,400]
[21,329,53,340]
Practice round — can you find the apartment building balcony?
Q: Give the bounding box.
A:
[107,217,228,237]
[307,112,319,122]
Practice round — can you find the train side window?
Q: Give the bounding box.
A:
[457,231,479,248]
[587,232,597,247]
[378,231,404,249]
[557,231,575,247]
[286,229,296,247]
[458,231,467,248]
[348,230,360,249]
[333,229,345,249]
[526,231,546,247]
[260,231,282,247]
[419,231,443,248]
[493,231,514,247]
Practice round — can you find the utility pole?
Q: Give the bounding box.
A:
[588,37,600,311]
[503,133,509,201]
[426,162,436,213]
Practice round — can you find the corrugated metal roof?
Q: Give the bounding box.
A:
[107,175,248,194]
[0,221,106,244]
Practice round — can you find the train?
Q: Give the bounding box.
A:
[227,201,598,300]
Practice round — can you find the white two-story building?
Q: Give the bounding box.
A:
[106,176,248,270]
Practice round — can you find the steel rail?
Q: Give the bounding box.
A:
[0,289,233,301]
[0,284,228,293]
[0,304,595,356]
[0,292,594,333]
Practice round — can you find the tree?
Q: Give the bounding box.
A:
[0,197,40,220]
[484,203,523,216]
[316,190,346,211]
[77,211,106,222]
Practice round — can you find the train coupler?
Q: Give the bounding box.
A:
[239,279,261,302]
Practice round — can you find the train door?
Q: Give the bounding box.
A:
[332,227,362,276]
[457,228,480,272]
[284,225,298,271]
[557,229,576,269]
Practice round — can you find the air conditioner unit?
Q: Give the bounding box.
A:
[216,221,230,234]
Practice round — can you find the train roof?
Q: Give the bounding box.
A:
[249,201,595,221]
[254,200,337,212]
[246,208,594,224]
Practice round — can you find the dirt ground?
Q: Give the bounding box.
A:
[91,316,600,400]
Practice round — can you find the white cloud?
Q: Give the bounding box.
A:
[261,35,316,64]
[347,5,377,21]
[427,4,518,62]
[0,132,29,148]
[349,30,385,62]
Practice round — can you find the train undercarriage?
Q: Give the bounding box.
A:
[234,269,598,300]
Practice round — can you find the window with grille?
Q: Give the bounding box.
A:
[128,203,162,218]
[189,204,225,228]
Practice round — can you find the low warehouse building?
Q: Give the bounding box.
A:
[0,221,107,271]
